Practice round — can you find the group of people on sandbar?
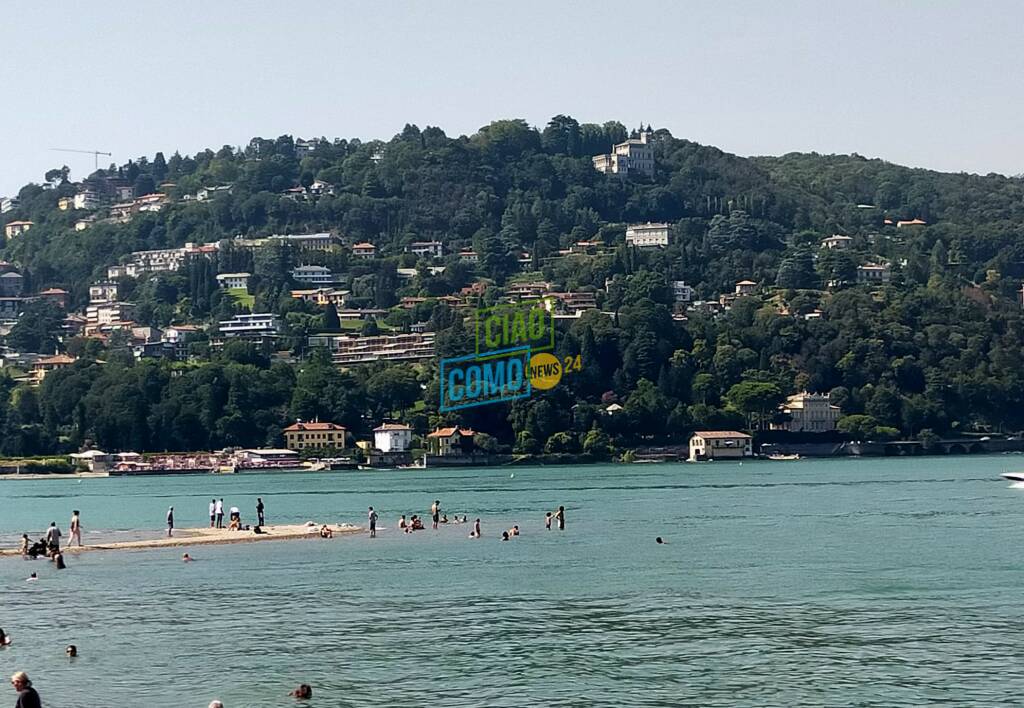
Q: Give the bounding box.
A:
[19,513,81,571]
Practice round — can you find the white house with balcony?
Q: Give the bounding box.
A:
[672,281,695,303]
[771,392,841,433]
[89,282,119,303]
[626,222,669,248]
[857,263,891,284]
[351,242,377,259]
[373,423,413,452]
[409,240,444,259]
[821,234,853,250]
[215,273,251,290]
[73,191,102,210]
[219,313,281,339]
[291,265,334,285]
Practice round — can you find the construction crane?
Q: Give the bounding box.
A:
[51,148,113,171]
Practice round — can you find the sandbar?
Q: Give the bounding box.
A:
[0,523,362,557]
[0,472,109,481]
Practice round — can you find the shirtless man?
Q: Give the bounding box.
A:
[431,499,441,530]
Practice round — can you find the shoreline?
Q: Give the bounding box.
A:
[0,523,363,556]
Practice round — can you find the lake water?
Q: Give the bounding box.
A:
[2,457,1024,707]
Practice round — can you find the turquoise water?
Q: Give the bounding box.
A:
[2,457,1024,707]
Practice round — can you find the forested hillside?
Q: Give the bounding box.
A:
[2,116,1024,457]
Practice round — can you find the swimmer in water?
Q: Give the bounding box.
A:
[290,683,313,699]
[545,512,552,530]
[507,525,520,537]
[0,628,11,646]
[65,644,77,658]
[501,531,510,541]
[26,572,37,581]
[656,537,666,544]
[182,553,193,562]
[470,518,482,538]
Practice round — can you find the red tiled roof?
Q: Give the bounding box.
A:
[35,355,76,366]
[374,423,411,431]
[283,422,346,432]
[427,427,475,438]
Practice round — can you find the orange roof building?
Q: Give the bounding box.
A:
[283,421,347,451]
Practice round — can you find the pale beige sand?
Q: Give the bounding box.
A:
[0,472,109,481]
[0,523,363,557]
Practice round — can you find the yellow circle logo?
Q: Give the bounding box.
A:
[529,352,562,390]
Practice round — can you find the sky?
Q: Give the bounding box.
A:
[1,0,1021,195]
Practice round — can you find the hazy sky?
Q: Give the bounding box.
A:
[1,0,1020,195]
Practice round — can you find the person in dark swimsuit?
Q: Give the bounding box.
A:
[555,506,565,531]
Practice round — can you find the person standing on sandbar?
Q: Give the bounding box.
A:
[166,506,174,537]
[368,506,378,538]
[215,498,224,529]
[256,497,265,527]
[209,499,216,528]
[68,510,82,547]
[45,522,61,555]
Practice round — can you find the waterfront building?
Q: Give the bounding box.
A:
[283,421,347,451]
[771,392,841,433]
[373,423,413,452]
[688,431,753,461]
[426,427,475,457]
